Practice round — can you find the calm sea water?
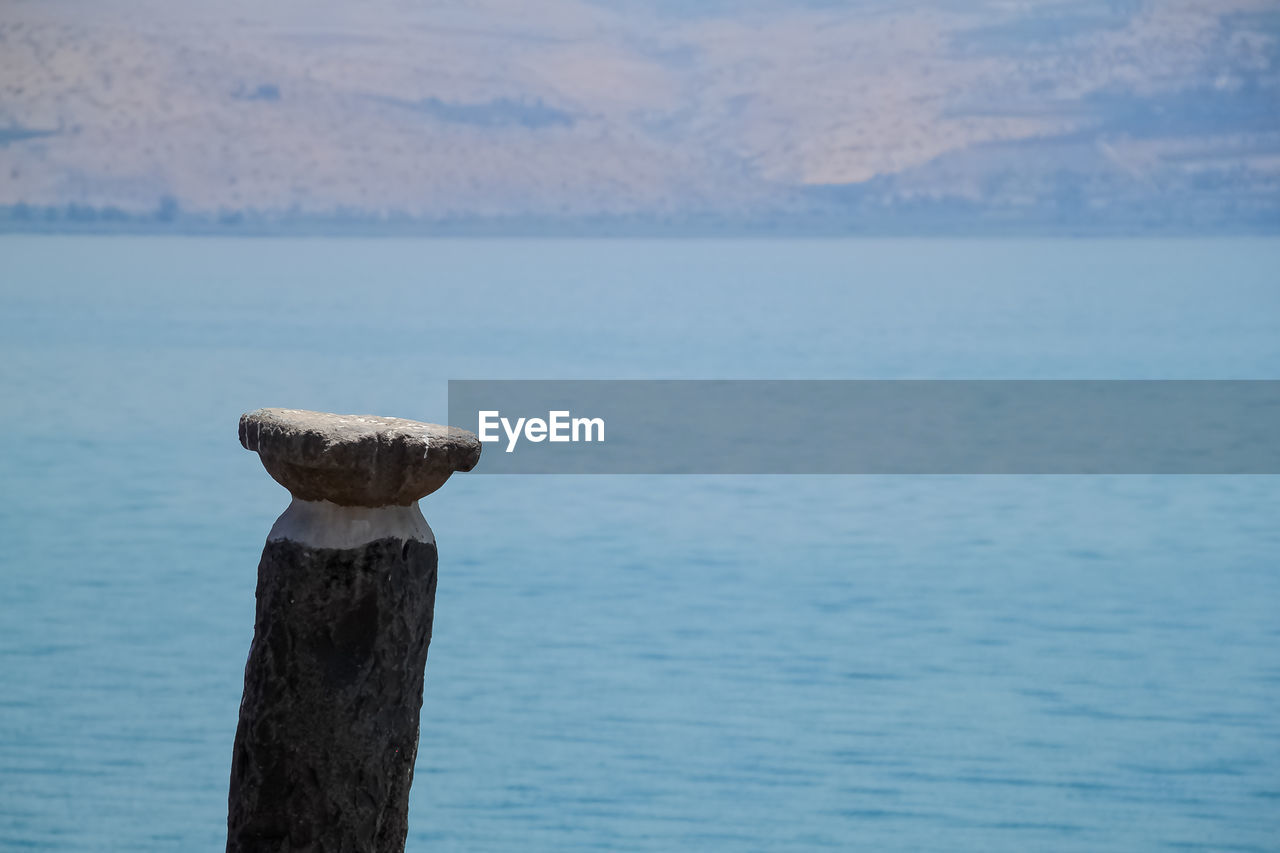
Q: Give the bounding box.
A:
[1,237,1279,851]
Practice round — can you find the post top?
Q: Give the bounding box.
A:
[240,408,481,507]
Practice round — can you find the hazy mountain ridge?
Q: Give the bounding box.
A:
[1,0,1276,233]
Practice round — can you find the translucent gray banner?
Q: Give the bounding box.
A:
[446,381,1280,474]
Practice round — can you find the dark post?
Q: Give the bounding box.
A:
[228,408,480,852]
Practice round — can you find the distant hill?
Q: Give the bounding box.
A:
[1,0,1277,234]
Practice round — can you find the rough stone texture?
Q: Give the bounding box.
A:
[240,409,482,507]
[227,537,438,853]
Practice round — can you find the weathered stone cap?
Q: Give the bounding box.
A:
[240,408,481,507]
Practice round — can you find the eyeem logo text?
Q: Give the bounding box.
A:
[478,410,605,453]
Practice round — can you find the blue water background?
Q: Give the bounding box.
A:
[1,237,1278,850]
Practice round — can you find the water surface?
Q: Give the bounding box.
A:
[1,237,1278,850]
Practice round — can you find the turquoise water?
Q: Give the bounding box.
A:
[2,237,1279,850]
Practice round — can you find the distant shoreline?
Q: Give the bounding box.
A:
[2,212,1277,239]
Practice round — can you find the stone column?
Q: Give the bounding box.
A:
[228,408,480,853]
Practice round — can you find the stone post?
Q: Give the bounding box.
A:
[228,408,480,852]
